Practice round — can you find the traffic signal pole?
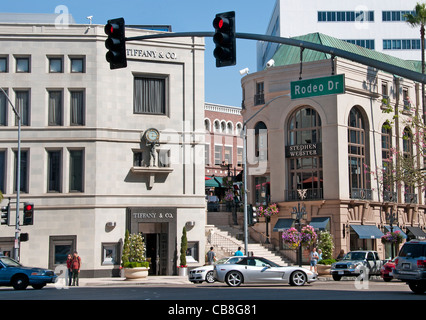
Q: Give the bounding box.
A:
[126,31,426,84]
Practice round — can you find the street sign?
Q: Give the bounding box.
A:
[291,74,345,99]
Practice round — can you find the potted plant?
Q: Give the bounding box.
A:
[178,227,188,276]
[121,230,149,280]
[316,231,336,275]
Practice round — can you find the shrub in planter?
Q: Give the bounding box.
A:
[317,259,336,265]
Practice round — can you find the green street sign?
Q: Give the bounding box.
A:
[291,74,345,99]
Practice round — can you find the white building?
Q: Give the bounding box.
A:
[0,15,206,277]
[258,0,423,70]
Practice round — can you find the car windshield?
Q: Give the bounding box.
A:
[215,257,242,265]
[0,257,22,267]
[215,258,229,265]
[342,252,366,261]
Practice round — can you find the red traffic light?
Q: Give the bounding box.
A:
[25,204,33,211]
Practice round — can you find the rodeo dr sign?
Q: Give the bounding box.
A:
[291,74,345,99]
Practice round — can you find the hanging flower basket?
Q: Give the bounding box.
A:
[282,225,318,249]
[381,231,404,244]
[257,203,280,218]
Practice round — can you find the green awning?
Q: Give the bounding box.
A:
[205,176,223,188]
[273,218,294,232]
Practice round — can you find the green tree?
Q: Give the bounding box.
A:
[405,3,426,121]
[317,231,334,260]
[180,227,188,267]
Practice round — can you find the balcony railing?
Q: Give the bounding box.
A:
[350,188,372,200]
[254,93,265,106]
[404,193,417,204]
[383,190,397,202]
[286,188,323,201]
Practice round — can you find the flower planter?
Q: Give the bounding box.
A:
[317,264,331,276]
[124,267,149,280]
[178,267,188,277]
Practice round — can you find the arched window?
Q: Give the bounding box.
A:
[348,107,370,199]
[287,107,322,200]
[254,121,268,162]
[204,119,211,132]
[381,122,394,201]
[402,127,415,199]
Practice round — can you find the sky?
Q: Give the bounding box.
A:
[1,0,276,107]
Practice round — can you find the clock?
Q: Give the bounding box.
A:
[145,128,160,143]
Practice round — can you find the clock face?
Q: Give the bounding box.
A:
[145,128,159,143]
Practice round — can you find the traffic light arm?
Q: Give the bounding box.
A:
[125,31,426,84]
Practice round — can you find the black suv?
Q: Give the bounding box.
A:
[393,240,426,294]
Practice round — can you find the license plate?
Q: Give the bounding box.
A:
[338,271,344,275]
[402,263,411,270]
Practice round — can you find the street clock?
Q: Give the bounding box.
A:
[144,128,160,144]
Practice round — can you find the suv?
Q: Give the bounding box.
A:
[393,240,426,294]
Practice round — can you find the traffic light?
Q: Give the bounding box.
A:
[248,205,258,226]
[213,11,236,67]
[1,203,9,225]
[23,202,34,226]
[104,17,127,69]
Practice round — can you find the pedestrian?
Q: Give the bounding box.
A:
[234,247,243,256]
[317,249,323,262]
[71,251,81,286]
[66,253,73,286]
[336,249,345,261]
[309,247,319,273]
[206,247,216,265]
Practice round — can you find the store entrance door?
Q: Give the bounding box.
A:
[139,222,168,275]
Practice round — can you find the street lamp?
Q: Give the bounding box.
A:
[242,93,290,255]
[386,206,397,259]
[291,189,308,267]
[0,88,21,261]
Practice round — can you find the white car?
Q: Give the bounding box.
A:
[214,256,317,287]
[188,256,244,284]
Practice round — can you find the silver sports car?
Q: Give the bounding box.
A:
[214,256,317,287]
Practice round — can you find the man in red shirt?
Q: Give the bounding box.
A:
[71,251,81,286]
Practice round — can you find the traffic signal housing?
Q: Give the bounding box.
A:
[1,203,9,225]
[248,205,257,226]
[213,11,236,67]
[104,17,127,69]
[23,202,34,226]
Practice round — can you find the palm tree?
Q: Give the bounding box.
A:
[405,3,426,124]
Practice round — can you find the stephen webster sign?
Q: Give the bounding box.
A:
[286,143,322,158]
[291,74,345,99]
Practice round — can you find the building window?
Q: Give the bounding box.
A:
[381,122,395,201]
[348,107,370,199]
[48,150,62,192]
[254,82,265,105]
[205,144,210,166]
[15,90,30,126]
[48,57,63,73]
[254,121,268,161]
[48,235,76,270]
[15,57,30,73]
[0,89,8,126]
[70,90,85,125]
[70,149,84,192]
[287,107,322,200]
[214,145,222,165]
[101,243,120,265]
[224,146,232,165]
[70,57,85,73]
[133,150,143,167]
[318,11,374,22]
[255,176,270,205]
[14,150,28,193]
[134,76,167,115]
[343,39,375,50]
[0,56,8,73]
[0,150,5,193]
[383,39,421,50]
[403,127,415,200]
[48,90,63,126]
[237,147,243,167]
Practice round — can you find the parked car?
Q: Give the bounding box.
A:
[189,256,244,284]
[0,254,57,290]
[393,240,426,294]
[330,250,384,281]
[380,257,396,282]
[214,256,317,287]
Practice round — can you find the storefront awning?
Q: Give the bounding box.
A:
[273,218,294,232]
[350,225,384,239]
[406,226,426,240]
[309,217,330,231]
[205,176,223,188]
[384,225,407,238]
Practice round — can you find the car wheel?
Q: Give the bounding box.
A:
[225,271,243,287]
[11,274,29,290]
[383,276,392,282]
[332,274,342,281]
[408,282,426,294]
[290,270,307,286]
[205,271,215,283]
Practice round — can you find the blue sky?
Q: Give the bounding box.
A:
[2,0,276,107]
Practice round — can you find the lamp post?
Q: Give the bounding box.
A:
[1,88,21,261]
[291,189,308,267]
[242,94,290,255]
[386,206,397,259]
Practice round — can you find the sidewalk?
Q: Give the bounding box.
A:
[76,275,191,287]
